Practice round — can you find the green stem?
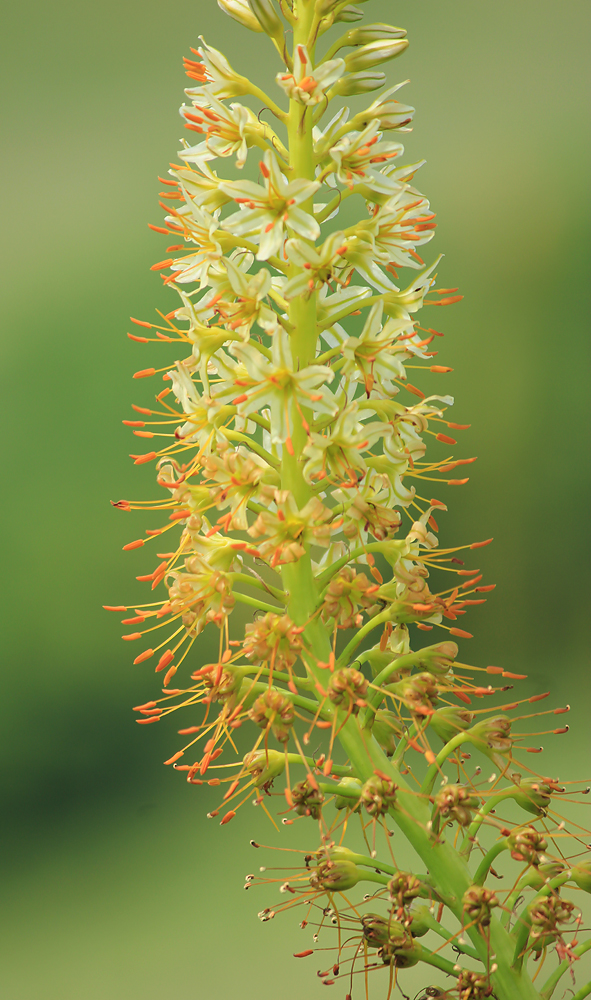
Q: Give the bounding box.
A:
[473,840,508,885]
[232,592,283,615]
[335,609,391,669]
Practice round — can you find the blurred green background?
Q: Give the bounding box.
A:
[1,1,590,997]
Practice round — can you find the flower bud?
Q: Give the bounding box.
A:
[571,862,591,893]
[334,5,364,23]
[243,748,285,786]
[345,39,409,72]
[351,89,415,132]
[332,71,387,96]
[310,859,360,892]
[217,0,264,31]
[342,23,407,45]
[249,0,283,39]
[457,970,492,1000]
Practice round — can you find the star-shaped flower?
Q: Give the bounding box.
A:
[229,329,338,450]
[179,88,259,169]
[220,150,320,260]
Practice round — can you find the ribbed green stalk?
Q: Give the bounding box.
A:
[278,16,542,1000]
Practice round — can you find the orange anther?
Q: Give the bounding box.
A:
[123,539,144,551]
[133,368,156,379]
[133,649,154,664]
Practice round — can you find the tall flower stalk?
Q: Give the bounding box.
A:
[107,3,591,999]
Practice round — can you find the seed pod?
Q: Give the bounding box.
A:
[217,0,264,31]
[406,904,431,937]
[528,895,575,954]
[243,748,285,787]
[332,71,387,96]
[508,827,547,865]
[571,861,591,893]
[457,970,493,1000]
[248,690,294,742]
[310,859,360,892]
[510,778,553,817]
[372,710,405,756]
[333,776,363,810]
[462,885,499,926]
[328,666,368,712]
[429,705,475,743]
[434,784,480,827]
[388,672,438,715]
[361,774,398,816]
[388,871,423,908]
[292,777,324,819]
[470,715,514,753]
[344,38,409,72]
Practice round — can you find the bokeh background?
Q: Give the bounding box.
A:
[1,1,590,997]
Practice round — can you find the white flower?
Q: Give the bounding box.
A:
[220,150,320,260]
[179,89,259,169]
[168,205,223,287]
[229,329,338,448]
[283,231,350,299]
[172,162,232,212]
[326,121,404,195]
[185,38,249,99]
[276,45,345,106]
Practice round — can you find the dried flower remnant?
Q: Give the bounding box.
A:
[107,4,591,1000]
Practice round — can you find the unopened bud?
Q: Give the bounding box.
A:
[217,0,264,31]
[332,71,387,96]
[345,38,409,72]
[342,23,407,45]
[334,5,364,23]
[249,0,283,38]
